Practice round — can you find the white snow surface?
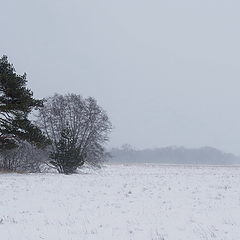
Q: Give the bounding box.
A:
[0,164,240,240]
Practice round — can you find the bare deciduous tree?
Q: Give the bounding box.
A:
[37,93,112,174]
[0,141,48,172]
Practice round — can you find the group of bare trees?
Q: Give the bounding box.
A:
[37,94,112,174]
[0,93,112,174]
[0,141,48,172]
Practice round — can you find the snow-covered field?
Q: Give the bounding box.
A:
[0,164,240,240]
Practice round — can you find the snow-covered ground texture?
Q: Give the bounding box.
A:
[0,164,240,240]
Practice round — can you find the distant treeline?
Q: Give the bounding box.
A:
[110,145,240,165]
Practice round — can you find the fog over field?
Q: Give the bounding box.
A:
[2,0,240,155]
[109,145,240,165]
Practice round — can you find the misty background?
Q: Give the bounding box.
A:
[1,0,240,155]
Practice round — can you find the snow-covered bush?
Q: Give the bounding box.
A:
[0,141,48,173]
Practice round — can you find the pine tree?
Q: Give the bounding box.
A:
[0,55,49,150]
[50,127,84,174]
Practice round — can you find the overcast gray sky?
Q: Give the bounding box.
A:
[1,0,240,154]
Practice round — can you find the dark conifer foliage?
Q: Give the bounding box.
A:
[0,55,49,150]
[49,127,85,174]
